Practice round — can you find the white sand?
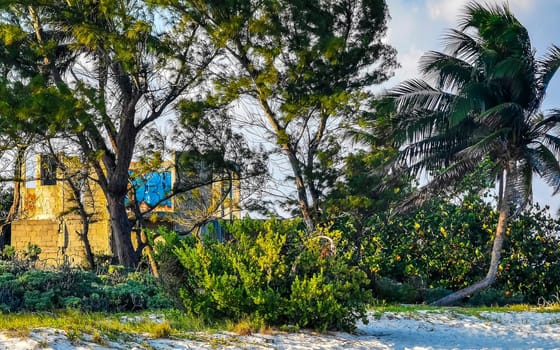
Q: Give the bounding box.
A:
[0,310,559,349]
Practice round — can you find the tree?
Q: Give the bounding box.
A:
[0,79,67,250]
[159,0,398,232]
[387,2,560,305]
[130,113,268,236]
[0,1,217,267]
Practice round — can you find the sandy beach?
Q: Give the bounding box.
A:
[1,310,559,349]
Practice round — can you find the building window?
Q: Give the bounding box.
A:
[40,155,57,186]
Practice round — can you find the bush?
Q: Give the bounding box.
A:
[466,288,524,306]
[372,277,421,304]
[361,193,560,305]
[499,205,560,303]
[362,195,494,298]
[148,227,191,309]
[171,218,371,331]
[0,260,173,313]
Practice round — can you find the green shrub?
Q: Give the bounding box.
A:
[372,277,421,304]
[0,258,172,313]
[147,292,174,310]
[499,205,560,303]
[172,218,370,331]
[1,245,16,260]
[61,296,82,309]
[361,191,560,305]
[23,290,54,311]
[22,243,41,262]
[423,287,453,304]
[104,280,150,311]
[0,272,22,312]
[363,196,493,294]
[148,227,191,308]
[466,288,524,306]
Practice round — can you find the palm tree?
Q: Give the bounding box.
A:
[387,2,560,306]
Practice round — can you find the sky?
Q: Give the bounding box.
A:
[383,0,560,214]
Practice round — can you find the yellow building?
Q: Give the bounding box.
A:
[10,154,241,267]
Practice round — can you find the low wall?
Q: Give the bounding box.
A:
[11,218,111,267]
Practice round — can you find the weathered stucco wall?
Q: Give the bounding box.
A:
[11,155,111,267]
[11,154,242,266]
[11,219,111,267]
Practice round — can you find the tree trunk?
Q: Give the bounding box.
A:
[431,169,510,306]
[78,219,95,270]
[140,230,160,279]
[0,146,26,248]
[286,150,315,233]
[106,194,137,268]
[62,166,95,269]
[237,44,316,233]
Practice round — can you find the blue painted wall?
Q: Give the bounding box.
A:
[129,171,173,211]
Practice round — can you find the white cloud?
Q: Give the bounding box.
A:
[385,0,544,88]
[383,1,442,86]
[425,0,536,24]
[426,0,464,23]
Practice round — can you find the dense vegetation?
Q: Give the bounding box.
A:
[0,0,558,334]
[0,258,173,313]
[1,202,560,331]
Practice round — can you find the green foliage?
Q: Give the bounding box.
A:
[499,205,560,303]
[148,227,191,308]
[466,288,524,307]
[323,147,408,221]
[23,290,54,311]
[0,245,15,260]
[22,243,41,262]
[372,277,426,304]
[171,218,370,331]
[362,189,560,305]
[159,0,398,227]
[104,279,155,312]
[365,195,494,293]
[0,261,173,313]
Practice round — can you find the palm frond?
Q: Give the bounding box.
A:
[460,2,523,45]
[394,157,480,213]
[441,29,481,63]
[491,56,531,80]
[389,79,455,113]
[529,110,560,135]
[455,128,507,160]
[506,158,533,214]
[419,51,473,91]
[536,45,560,102]
[393,109,454,144]
[398,132,466,167]
[447,80,488,127]
[476,102,523,129]
[539,134,560,159]
[490,56,537,107]
[459,2,513,32]
[526,145,560,194]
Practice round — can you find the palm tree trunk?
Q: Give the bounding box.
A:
[431,168,510,306]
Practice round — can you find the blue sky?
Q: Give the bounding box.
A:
[383,0,560,213]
